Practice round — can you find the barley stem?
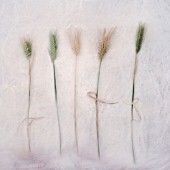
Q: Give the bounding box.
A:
[22,38,32,153]
[27,121,31,152]
[27,59,31,152]
[74,56,78,153]
[67,29,81,153]
[49,32,62,154]
[95,28,114,158]
[131,54,138,163]
[130,23,145,164]
[53,62,62,154]
[96,59,102,158]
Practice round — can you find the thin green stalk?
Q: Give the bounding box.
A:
[96,59,102,158]
[131,23,145,164]
[131,54,137,164]
[53,62,62,154]
[22,39,32,153]
[27,59,31,152]
[95,28,114,158]
[49,32,62,154]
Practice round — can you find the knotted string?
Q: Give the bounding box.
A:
[17,116,46,152]
[87,92,118,105]
[17,116,46,133]
[87,91,141,121]
[122,98,141,121]
[20,117,45,126]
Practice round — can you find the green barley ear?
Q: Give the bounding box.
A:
[23,39,32,59]
[136,23,145,54]
[49,32,58,62]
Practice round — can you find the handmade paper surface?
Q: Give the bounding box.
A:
[0,0,170,169]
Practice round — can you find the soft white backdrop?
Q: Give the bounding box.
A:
[0,0,170,169]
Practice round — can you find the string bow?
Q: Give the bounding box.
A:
[87,91,118,105]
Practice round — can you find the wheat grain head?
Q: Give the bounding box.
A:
[136,23,145,54]
[22,38,32,60]
[49,32,58,62]
[98,28,115,60]
[68,29,81,56]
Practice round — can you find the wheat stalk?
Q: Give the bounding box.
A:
[48,32,62,154]
[68,29,81,153]
[22,38,32,152]
[131,23,145,164]
[96,28,115,158]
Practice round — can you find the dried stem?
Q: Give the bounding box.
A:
[53,62,62,154]
[49,32,62,154]
[74,56,78,153]
[131,23,145,164]
[131,54,137,164]
[68,29,81,153]
[27,59,31,152]
[96,60,102,158]
[22,38,32,152]
[96,28,115,158]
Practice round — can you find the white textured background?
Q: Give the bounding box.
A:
[0,0,170,169]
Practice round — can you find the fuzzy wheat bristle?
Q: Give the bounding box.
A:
[22,39,32,59]
[98,28,115,60]
[49,32,58,62]
[136,23,145,54]
[68,29,81,56]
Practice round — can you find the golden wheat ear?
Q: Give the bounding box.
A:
[98,27,115,60]
[22,38,32,59]
[49,32,58,62]
[136,23,145,54]
[68,29,81,56]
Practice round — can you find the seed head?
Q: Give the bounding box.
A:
[136,23,145,54]
[22,39,32,59]
[68,29,81,56]
[49,32,58,62]
[98,28,115,60]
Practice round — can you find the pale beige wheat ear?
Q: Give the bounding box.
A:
[67,29,81,153]
[22,37,32,153]
[68,29,81,56]
[98,27,115,60]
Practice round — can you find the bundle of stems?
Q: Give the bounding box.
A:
[49,32,62,154]
[131,23,145,164]
[95,28,115,158]
[68,29,81,153]
[22,38,33,152]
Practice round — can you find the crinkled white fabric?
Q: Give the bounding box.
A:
[0,0,170,169]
